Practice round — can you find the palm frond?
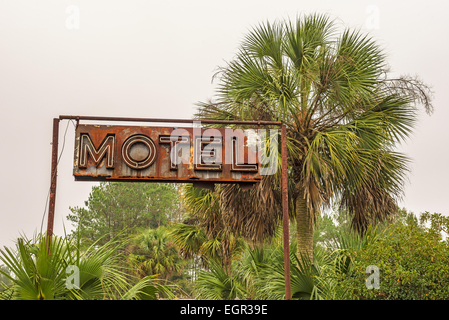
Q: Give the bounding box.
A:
[194,258,246,300]
[122,275,176,300]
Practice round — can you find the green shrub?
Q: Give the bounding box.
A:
[339,221,449,300]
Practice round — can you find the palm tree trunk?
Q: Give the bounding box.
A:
[295,186,314,263]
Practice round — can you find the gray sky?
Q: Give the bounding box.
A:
[1,0,448,249]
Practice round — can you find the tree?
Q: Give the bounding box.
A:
[195,13,433,262]
[339,215,449,300]
[127,226,185,281]
[419,211,449,242]
[67,182,180,246]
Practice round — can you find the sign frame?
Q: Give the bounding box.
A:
[47,115,291,300]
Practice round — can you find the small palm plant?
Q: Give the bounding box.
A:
[0,233,176,300]
[194,258,247,300]
[0,235,68,300]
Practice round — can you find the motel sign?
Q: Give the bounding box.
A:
[46,116,290,299]
[73,124,277,186]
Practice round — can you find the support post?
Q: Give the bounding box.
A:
[281,124,291,300]
[47,118,59,240]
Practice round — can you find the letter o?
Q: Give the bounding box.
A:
[122,134,157,169]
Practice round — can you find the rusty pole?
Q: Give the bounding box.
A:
[47,118,60,240]
[59,115,282,126]
[281,124,291,300]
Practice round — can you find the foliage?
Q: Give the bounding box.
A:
[419,211,449,242]
[169,223,207,260]
[192,209,441,300]
[121,274,176,300]
[0,264,12,292]
[338,214,449,300]
[312,206,415,250]
[312,207,353,250]
[172,184,247,269]
[0,233,176,300]
[67,182,180,247]
[194,258,247,300]
[217,175,286,242]
[127,226,186,281]
[179,184,221,240]
[193,222,350,300]
[0,235,71,300]
[255,247,342,300]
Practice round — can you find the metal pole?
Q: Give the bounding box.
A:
[281,124,291,300]
[59,115,282,127]
[47,118,59,240]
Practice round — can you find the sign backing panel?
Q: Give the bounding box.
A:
[73,124,263,184]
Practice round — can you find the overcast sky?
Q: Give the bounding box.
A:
[1,0,448,249]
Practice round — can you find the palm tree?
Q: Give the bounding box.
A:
[170,184,246,272]
[128,226,185,281]
[195,13,433,262]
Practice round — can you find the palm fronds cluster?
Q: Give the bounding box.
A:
[0,233,175,300]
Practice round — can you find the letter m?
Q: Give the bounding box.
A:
[79,133,115,168]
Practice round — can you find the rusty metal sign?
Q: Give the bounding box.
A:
[73,124,277,186]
